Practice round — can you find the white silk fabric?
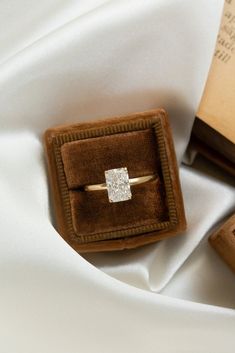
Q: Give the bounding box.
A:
[0,1,235,352]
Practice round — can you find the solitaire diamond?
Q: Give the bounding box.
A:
[105,167,132,203]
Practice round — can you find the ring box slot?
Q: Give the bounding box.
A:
[61,129,159,188]
[70,178,168,239]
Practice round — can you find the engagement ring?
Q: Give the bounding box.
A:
[84,167,156,203]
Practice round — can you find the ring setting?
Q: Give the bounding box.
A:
[84,167,156,203]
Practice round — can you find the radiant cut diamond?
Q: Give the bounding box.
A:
[105,167,132,203]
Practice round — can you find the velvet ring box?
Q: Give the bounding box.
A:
[44,109,186,253]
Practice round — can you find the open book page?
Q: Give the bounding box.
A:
[197,0,235,144]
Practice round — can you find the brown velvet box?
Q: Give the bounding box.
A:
[44,109,186,253]
[209,214,235,274]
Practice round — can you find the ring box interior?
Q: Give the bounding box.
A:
[44,109,186,252]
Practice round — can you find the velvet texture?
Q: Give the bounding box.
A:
[70,179,168,236]
[209,214,235,273]
[44,109,186,252]
[61,128,168,236]
[61,129,160,186]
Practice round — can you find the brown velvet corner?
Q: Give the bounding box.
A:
[44,109,186,253]
[209,213,235,273]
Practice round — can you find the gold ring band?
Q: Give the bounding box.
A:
[84,174,156,191]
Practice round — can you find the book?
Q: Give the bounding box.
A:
[191,0,235,175]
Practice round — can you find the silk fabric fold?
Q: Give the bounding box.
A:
[1,1,235,352]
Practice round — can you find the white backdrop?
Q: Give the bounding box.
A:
[0,1,235,352]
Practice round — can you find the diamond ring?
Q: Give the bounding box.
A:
[84,167,156,203]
